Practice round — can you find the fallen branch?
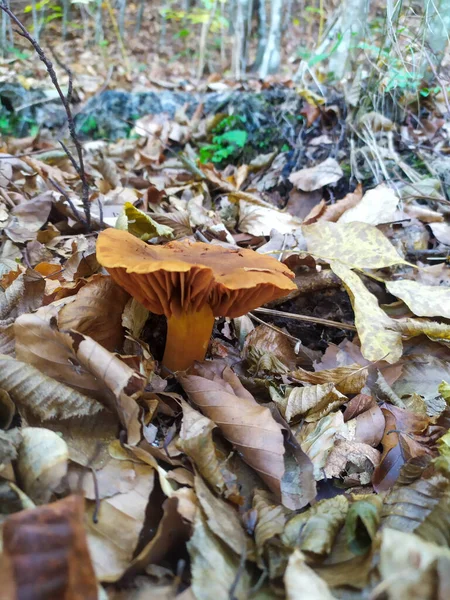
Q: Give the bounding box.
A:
[0,2,91,229]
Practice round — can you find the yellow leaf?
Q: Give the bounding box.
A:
[116,202,173,241]
[303,221,409,269]
[330,261,403,363]
[386,279,450,319]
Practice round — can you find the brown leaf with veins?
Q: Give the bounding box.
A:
[58,275,130,352]
[372,405,433,492]
[343,394,374,421]
[2,495,97,600]
[178,363,290,506]
[289,364,367,395]
[14,313,145,443]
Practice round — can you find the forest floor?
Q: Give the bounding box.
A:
[2,12,450,600]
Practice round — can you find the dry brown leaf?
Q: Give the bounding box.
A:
[16,427,68,504]
[4,191,53,243]
[373,406,433,492]
[2,495,97,600]
[194,473,249,556]
[179,363,289,505]
[0,354,104,421]
[128,491,195,576]
[289,364,367,395]
[283,495,349,555]
[338,184,399,225]
[295,411,347,480]
[343,394,374,420]
[14,314,145,443]
[285,550,337,600]
[177,399,228,495]
[324,438,380,484]
[243,325,298,371]
[85,464,155,581]
[188,508,252,600]
[318,184,363,222]
[238,199,303,236]
[289,158,343,191]
[58,275,130,351]
[283,383,348,423]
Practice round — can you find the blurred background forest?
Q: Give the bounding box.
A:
[1,0,449,92]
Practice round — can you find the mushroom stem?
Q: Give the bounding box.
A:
[163,304,215,372]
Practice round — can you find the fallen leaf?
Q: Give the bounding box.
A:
[303,221,409,269]
[177,400,228,495]
[243,325,298,371]
[238,200,303,236]
[324,438,380,484]
[318,184,363,222]
[179,364,288,506]
[85,464,155,581]
[378,528,450,599]
[284,550,337,600]
[58,275,130,352]
[296,411,346,480]
[195,473,249,556]
[373,405,432,492]
[16,427,68,504]
[338,184,399,225]
[5,192,53,243]
[283,495,348,555]
[188,509,252,600]
[282,383,348,423]
[330,261,403,363]
[289,158,343,192]
[2,495,97,600]
[116,202,174,240]
[345,495,382,555]
[14,314,145,443]
[386,279,450,319]
[289,364,367,395]
[381,456,450,546]
[252,488,290,577]
[0,354,104,421]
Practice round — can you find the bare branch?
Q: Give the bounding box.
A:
[0,2,91,229]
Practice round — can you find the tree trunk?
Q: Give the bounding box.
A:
[135,0,145,34]
[328,0,370,81]
[424,0,450,75]
[232,0,250,78]
[62,0,70,40]
[197,0,218,78]
[118,0,126,39]
[95,0,104,45]
[259,0,282,78]
[253,0,267,70]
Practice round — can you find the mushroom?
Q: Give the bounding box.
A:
[96,229,297,372]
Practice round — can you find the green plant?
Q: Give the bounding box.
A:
[199,115,248,164]
[200,129,248,163]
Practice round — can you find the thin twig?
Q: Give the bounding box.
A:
[253,307,357,332]
[0,2,91,229]
[48,176,84,224]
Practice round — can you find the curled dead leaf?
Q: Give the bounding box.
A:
[2,495,97,600]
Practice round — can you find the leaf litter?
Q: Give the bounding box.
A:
[3,84,450,600]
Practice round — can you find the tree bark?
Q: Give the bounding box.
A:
[328,0,370,81]
[259,0,282,78]
[424,0,450,75]
[253,0,267,71]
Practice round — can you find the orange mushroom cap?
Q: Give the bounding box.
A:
[96,228,297,318]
